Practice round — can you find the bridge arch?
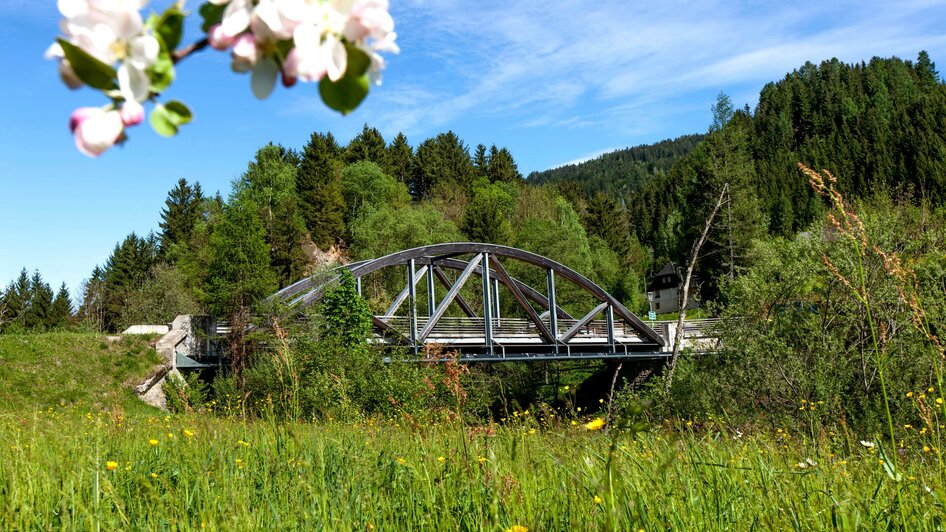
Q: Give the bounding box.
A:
[272,243,665,360]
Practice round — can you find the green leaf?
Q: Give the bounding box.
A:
[157,8,185,51]
[319,45,372,116]
[199,2,226,33]
[164,100,193,125]
[148,34,175,94]
[57,38,117,91]
[150,104,178,137]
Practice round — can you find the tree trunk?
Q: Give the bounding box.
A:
[664,183,729,395]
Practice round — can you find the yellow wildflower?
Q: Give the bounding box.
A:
[929,387,936,393]
[106,461,118,471]
[150,472,158,478]
[584,418,606,431]
[184,430,194,438]
[924,445,931,453]
[396,457,406,465]
[906,391,914,398]
[564,385,569,391]
[506,526,528,532]
[528,428,536,435]
[594,495,603,505]
[478,457,487,463]
[937,398,944,405]
[437,456,446,463]
[149,439,158,446]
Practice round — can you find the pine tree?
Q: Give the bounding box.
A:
[385,132,414,186]
[49,283,73,329]
[24,270,53,331]
[2,269,31,330]
[159,178,204,258]
[234,144,308,287]
[344,124,386,165]
[102,233,159,331]
[412,131,474,198]
[297,132,346,248]
[473,143,489,178]
[487,146,521,183]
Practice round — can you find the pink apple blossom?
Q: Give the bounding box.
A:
[70,107,124,158]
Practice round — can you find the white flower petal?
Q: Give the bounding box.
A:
[326,35,347,82]
[127,34,159,69]
[221,0,253,37]
[251,56,279,99]
[74,109,123,157]
[118,62,151,102]
[58,0,88,19]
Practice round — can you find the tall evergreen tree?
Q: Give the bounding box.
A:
[49,283,73,329]
[487,145,522,183]
[2,269,31,330]
[344,124,387,165]
[234,144,308,287]
[412,131,475,198]
[159,178,204,257]
[473,143,489,177]
[385,132,414,186]
[102,233,159,331]
[297,132,346,248]
[24,270,53,331]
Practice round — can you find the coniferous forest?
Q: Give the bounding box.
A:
[2,52,945,433]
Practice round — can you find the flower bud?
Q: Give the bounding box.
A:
[231,33,258,73]
[120,99,144,126]
[70,107,124,157]
[209,24,236,51]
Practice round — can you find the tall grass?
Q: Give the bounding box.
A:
[1,407,944,530]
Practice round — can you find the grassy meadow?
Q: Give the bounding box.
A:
[2,332,946,529]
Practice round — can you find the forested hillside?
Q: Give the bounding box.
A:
[3,52,945,335]
[527,134,704,197]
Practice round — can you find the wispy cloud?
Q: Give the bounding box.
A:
[285,0,946,144]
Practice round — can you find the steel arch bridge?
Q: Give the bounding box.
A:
[267,243,715,362]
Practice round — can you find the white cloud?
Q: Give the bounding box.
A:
[285,0,946,148]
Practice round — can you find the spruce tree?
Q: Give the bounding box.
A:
[234,144,308,287]
[385,132,414,186]
[24,270,53,331]
[297,132,346,248]
[487,146,521,183]
[344,124,386,165]
[49,283,73,329]
[159,178,204,258]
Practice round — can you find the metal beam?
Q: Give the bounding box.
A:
[426,264,436,316]
[384,264,428,317]
[489,255,555,344]
[547,269,558,352]
[558,302,608,343]
[418,254,483,341]
[606,304,615,352]
[481,253,493,354]
[432,265,477,318]
[408,259,418,353]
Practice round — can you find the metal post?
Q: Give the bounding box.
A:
[492,278,501,322]
[547,269,558,353]
[355,276,362,297]
[408,259,418,355]
[426,263,436,317]
[481,253,493,355]
[606,304,615,353]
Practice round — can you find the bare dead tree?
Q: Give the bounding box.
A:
[664,182,730,395]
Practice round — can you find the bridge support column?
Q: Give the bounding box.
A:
[482,253,493,355]
[492,278,501,322]
[606,304,615,353]
[547,269,558,353]
[408,259,418,355]
[355,276,362,297]
[426,263,436,317]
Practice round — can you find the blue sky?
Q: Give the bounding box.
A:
[2,0,946,302]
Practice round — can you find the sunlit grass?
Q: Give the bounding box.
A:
[2,406,944,530]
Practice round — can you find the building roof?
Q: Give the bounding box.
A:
[647,262,682,292]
